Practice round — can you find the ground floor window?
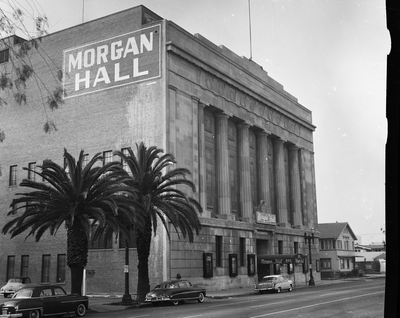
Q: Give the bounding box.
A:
[7,256,15,280]
[57,254,66,283]
[321,258,331,269]
[41,255,51,283]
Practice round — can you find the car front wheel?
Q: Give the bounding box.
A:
[198,292,205,303]
[276,287,281,293]
[75,303,86,317]
[29,309,40,318]
[172,300,179,306]
[288,285,293,292]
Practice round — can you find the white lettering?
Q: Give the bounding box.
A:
[111,41,123,60]
[123,37,139,58]
[140,32,153,52]
[68,52,82,72]
[93,67,111,87]
[75,71,91,91]
[133,58,148,77]
[115,63,129,82]
[97,45,108,64]
[83,49,95,68]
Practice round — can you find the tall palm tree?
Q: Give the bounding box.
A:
[2,149,144,294]
[115,142,202,303]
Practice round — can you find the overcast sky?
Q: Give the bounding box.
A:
[3,0,389,244]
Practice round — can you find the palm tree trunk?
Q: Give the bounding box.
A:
[67,221,88,295]
[136,220,152,303]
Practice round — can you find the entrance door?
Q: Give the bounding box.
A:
[257,262,271,282]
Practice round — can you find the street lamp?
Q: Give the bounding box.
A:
[304,228,315,286]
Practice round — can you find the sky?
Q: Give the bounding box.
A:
[2,0,389,245]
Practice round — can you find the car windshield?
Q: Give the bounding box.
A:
[262,277,277,282]
[12,289,33,298]
[8,278,23,283]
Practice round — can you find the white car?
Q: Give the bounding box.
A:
[254,275,293,293]
[0,277,31,298]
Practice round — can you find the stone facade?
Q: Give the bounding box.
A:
[0,5,320,294]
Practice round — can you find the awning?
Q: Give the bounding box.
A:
[258,253,306,265]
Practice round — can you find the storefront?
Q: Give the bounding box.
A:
[257,254,307,285]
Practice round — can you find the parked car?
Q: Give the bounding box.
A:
[0,277,31,298]
[254,275,293,293]
[145,279,206,306]
[0,284,88,318]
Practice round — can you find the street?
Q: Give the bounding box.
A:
[87,279,385,318]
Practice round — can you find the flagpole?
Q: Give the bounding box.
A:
[248,0,253,60]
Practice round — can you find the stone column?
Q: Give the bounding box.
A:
[197,103,208,217]
[215,112,231,218]
[256,131,271,212]
[273,138,288,226]
[191,97,200,203]
[288,145,302,228]
[238,123,252,221]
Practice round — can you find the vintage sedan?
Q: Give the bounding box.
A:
[1,277,31,298]
[145,280,206,306]
[0,284,88,318]
[254,275,293,293]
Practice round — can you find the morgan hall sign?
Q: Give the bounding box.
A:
[63,24,161,98]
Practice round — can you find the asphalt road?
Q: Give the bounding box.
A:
[88,279,385,318]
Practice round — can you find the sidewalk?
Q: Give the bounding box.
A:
[87,274,385,313]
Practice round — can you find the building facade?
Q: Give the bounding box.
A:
[0,5,319,294]
[318,222,357,279]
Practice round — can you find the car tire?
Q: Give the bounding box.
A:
[276,287,281,293]
[288,285,293,292]
[172,300,180,306]
[29,309,40,318]
[3,293,8,298]
[198,292,205,303]
[75,303,86,317]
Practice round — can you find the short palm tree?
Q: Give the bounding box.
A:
[115,142,202,303]
[2,149,144,294]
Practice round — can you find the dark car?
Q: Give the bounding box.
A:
[0,277,31,298]
[0,284,88,318]
[144,280,206,306]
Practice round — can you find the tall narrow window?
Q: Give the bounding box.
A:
[6,256,15,280]
[28,162,36,181]
[103,151,113,165]
[278,241,283,254]
[20,255,29,277]
[57,254,66,283]
[294,242,299,254]
[41,255,51,283]
[216,236,222,267]
[121,148,131,173]
[239,238,245,267]
[9,165,17,186]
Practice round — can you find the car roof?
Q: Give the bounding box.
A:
[263,275,281,278]
[159,280,190,285]
[18,284,64,289]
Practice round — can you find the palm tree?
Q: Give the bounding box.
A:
[115,142,202,303]
[2,149,144,295]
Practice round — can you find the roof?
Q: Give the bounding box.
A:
[317,222,357,240]
[354,252,386,262]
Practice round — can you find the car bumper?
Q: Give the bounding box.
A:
[0,314,23,318]
[254,287,275,291]
[144,296,171,302]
